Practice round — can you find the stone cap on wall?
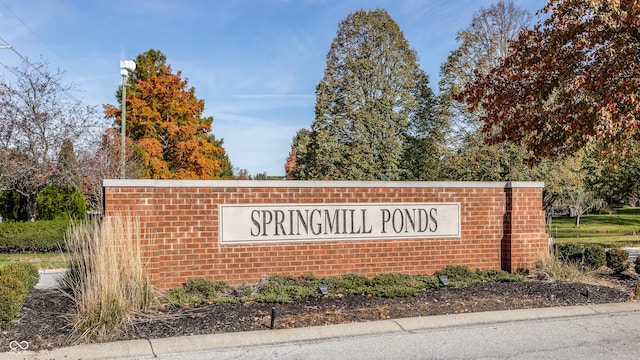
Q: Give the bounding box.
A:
[103,179,544,189]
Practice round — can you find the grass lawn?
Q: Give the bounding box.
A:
[0,252,67,269]
[549,207,640,247]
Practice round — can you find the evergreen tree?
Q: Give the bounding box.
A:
[401,71,446,180]
[295,9,435,180]
[208,134,234,179]
[285,129,311,180]
[57,139,79,188]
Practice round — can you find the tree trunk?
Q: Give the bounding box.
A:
[25,194,37,222]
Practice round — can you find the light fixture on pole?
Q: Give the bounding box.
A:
[119,60,136,179]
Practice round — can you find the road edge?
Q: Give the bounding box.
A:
[4,301,640,360]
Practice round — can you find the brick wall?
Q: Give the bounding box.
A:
[102,180,548,290]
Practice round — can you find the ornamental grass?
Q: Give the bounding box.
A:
[63,217,153,343]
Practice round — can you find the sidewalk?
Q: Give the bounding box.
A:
[33,268,66,289]
[4,301,640,360]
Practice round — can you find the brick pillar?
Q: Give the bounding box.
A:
[502,183,549,273]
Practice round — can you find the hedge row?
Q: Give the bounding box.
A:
[0,263,40,328]
[555,243,632,274]
[0,219,69,253]
[1,187,86,222]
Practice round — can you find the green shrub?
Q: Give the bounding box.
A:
[434,265,478,286]
[161,268,529,308]
[555,243,584,264]
[37,185,87,221]
[432,266,527,287]
[234,284,254,298]
[338,273,369,287]
[583,245,607,269]
[183,278,229,298]
[436,265,474,279]
[606,248,629,274]
[321,273,370,294]
[371,273,440,290]
[634,257,640,275]
[256,284,317,303]
[162,287,197,306]
[0,263,39,291]
[599,207,613,214]
[254,275,320,303]
[0,190,28,221]
[0,219,69,253]
[0,274,27,328]
[550,243,605,270]
[0,273,27,296]
[372,273,415,287]
[252,292,293,304]
[412,274,441,289]
[476,269,526,283]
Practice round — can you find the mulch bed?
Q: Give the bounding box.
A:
[1,278,633,352]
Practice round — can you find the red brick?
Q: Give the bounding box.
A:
[103,181,548,289]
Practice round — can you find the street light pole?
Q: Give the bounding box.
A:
[119,60,136,179]
[120,71,127,179]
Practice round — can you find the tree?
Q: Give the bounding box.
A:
[32,139,88,221]
[583,141,640,207]
[440,133,518,181]
[77,128,141,211]
[295,9,434,180]
[459,0,640,163]
[438,1,532,181]
[0,190,27,221]
[208,134,234,179]
[254,172,268,180]
[553,151,600,228]
[36,184,87,220]
[285,129,311,180]
[57,139,79,188]
[235,169,251,180]
[104,49,227,179]
[400,71,446,180]
[439,0,531,135]
[0,59,97,220]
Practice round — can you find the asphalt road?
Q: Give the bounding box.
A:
[626,247,640,262]
[106,310,640,360]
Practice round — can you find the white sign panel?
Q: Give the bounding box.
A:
[220,203,460,244]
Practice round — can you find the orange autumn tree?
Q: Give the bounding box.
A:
[105,49,228,179]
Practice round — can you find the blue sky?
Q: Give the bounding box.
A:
[0,0,546,176]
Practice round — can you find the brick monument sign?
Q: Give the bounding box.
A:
[103,180,548,290]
